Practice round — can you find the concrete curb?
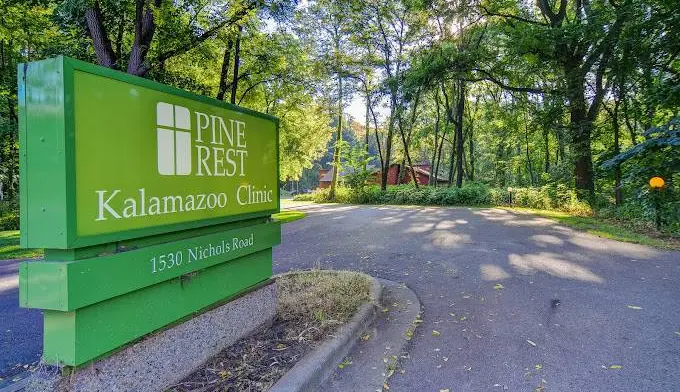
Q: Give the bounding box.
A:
[322,279,422,392]
[0,378,30,392]
[270,270,383,392]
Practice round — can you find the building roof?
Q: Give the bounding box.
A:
[412,166,448,182]
[320,164,447,183]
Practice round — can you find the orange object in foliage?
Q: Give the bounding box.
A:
[649,177,665,189]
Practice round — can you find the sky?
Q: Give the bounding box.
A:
[346,96,390,126]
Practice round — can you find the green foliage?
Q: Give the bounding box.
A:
[0,230,42,260]
[298,183,592,215]
[0,214,19,231]
[277,99,333,181]
[602,118,680,179]
[271,210,306,223]
[0,200,19,230]
[3,0,679,238]
[338,141,373,191]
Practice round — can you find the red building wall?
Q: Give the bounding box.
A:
[321,163,436,189]
[318,168,331,188]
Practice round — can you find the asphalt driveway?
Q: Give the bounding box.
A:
[273,203,680,391]
[1,203,679,391]
[0,261,42,377]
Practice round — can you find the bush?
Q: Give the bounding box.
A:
[0,214,19,230]
[598,196,680,236]
[0,199,18,217]
[292,193,314,201]
[295,183,595,216]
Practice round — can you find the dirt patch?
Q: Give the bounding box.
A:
[168,270,371,392]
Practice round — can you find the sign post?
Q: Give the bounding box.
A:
[18,56,281,367]
[649,176,665,231]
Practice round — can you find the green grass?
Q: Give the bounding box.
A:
[0,211,307,262]
[0,231,43,261]
[272,210,307,223]
[505,207,680,250]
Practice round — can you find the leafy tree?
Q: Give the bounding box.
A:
[338,141,373,192]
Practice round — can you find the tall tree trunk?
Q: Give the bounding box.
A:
[613,99,622,206]
[396,93,421,188]
[468,126,474,181]
[230,25,243,105]
[364,94,370,170]
[454,80,465,188]
[398,138,419,188]
[430,94,441,186]
[566,69,594,198]
[525,122,535,186]
[397,159,405,184]
[543,128,550,173]
[85,1,117,69]
[127,0,159,76]
[555,127,565,163]
[381,99,395,191]
[435,134,445,187]
[370,104,384,175]
[448,138,455,186]
[330,74,343,199]
[623,100,638,145]
[216,39,233,101]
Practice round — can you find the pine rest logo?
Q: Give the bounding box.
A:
[156,102,192,175]
[155,102,249,177]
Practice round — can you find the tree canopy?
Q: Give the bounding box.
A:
[1,0,678,230]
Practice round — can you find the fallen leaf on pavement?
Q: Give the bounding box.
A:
[527,339,537,347]
[609,365,623,369]
[432,330,441,336]
[494,283,504,290]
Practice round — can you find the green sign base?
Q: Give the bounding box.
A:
[21,221,281,366]
[18,57,283,369]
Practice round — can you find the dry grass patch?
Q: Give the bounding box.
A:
[170,270,371,392]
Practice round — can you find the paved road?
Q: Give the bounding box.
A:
[273,203,680,391]
[0,261,42,377]
[2,203,679,391]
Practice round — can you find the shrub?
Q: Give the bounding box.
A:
[292,193,314,201]
[0,214,19,230]
[298,183,596,216]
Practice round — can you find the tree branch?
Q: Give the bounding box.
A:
[471,68,548,94]
[84,1,117,69]
[480,6,548,26]
[153,2,257,67]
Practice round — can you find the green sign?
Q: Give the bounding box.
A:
[19,57,283,367]
[19,56,279,249]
